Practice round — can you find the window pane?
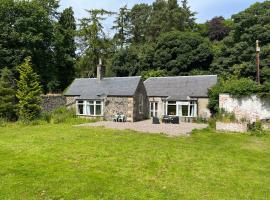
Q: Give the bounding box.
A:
[182,105,189,116]
[96,101,101,105]
[90,105,95,115]
[89,101,94,105]
[96,105,101,115]
[78,104,84,115]
[168,101,176,105]
[168,105,176,115]
[150,103,154,110]
[190,105,194,116]
[78,101,83,104]
[86,105,90,115]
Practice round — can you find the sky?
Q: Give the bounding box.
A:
[59,0,265,32]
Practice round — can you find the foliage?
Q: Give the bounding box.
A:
[153,31,213,75]
[208,78,262,114]
[16,57,42,122]
[0,0,59,92]
[53,7,76,92]
[0,67,17,120]
[0,117,7,127]
[206,16,231,41]
[129,4,152,43]
[40,107,98,125]
[215,109,237,123]
[77,9,114,77]
[249,121,264,135]
[211,1,270,82]
[112,5,131,48]
[142,69,167,80]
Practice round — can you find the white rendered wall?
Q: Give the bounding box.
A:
[219,94,270,122]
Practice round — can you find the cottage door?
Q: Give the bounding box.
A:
[150,102,158,117]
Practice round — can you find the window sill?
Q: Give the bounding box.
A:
[77,114,104,117]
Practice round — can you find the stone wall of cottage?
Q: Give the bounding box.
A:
[133,80,149,121]
[197,98,211,118]
[219,94,270,122]
[104,97,133,122]
[41,94,66,112]
[66,96,77,108]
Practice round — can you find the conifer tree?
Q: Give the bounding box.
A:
[112,5,131,48]
[16,57,42,121]
[0,67,17,120]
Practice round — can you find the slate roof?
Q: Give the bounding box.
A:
[64,76,141,100]
[144,75,218,100]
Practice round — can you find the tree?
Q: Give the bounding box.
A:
[16,57,42,122]
[180,0,196,30]
[0,0,59,91]
[112,5,131,48]
[142,69,167,80]
[0,67,17,120]
[110,47,140,76]
[211,1,270,83]
[77,9,114,77]
[54,7,76,91]
[153,31,213,75]
[206,16,230,41]
[129,4,152,43]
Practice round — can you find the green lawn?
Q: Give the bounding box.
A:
[0,124,270,200]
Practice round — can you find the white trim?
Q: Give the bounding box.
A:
[165,101,197,118]
[76,100,104,117]
[150,102,158,117]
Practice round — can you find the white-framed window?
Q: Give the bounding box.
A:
[76,100,103,116]
[167,101,177,116]
[150,102,158,117]
[165,101,197,117]
[139,94,143,114]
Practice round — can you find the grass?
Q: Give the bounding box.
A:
[0,124,270,200]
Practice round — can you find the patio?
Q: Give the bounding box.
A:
[76,120,208,136]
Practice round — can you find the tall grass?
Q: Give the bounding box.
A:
[39,107,98,125]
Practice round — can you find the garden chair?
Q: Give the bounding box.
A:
[112,115,119,122]
[118,115,126,122]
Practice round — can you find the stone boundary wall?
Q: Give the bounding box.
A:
[216,122,248,133]
[41,94,66,112]
[219,94,270,122]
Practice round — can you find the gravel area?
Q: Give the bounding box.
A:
[76,120,208,136]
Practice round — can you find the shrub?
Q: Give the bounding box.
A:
[40,107,97,125]
[50,107,76,124]
[208,78,263,115]
[0,118,7,127]
[16,57,42,122]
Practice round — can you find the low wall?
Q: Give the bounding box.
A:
[41,94,66,112]
[216,122,248,133]
[219,94,270,122]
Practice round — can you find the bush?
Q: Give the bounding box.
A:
[208,78,263,115]
[0,118,7,127]
[40,107,97,125]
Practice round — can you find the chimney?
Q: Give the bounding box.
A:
[97,58,105,80]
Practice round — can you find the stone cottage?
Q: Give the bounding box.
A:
[144,75,218,120]
[64,64,149,122]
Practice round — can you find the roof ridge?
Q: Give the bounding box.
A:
[144,75,217,82]
[75,76,141,80]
